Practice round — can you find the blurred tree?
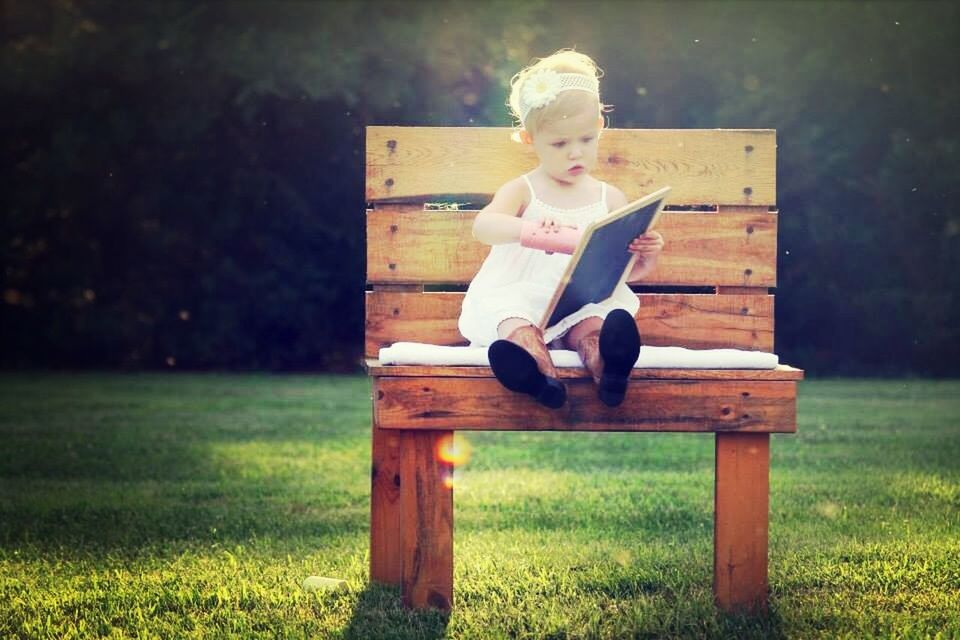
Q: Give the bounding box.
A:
[2,0,957,374]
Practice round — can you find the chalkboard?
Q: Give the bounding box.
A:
[540,186,671,330]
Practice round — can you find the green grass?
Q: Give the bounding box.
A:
[1,374,958,639]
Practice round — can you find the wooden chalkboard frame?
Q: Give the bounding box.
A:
[539,186,672,330]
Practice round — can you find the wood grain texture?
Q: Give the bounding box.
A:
[365,292,775,357]
[370,423,402,585]
[635,292,774,351]
[366,208,776,286]
[367,127,776,205]
[365,360,805,380]
[373,377,797,432]
[715,286,768,296]
[400,430,454,611]
[366,291,467,356]
[714,432,770,613]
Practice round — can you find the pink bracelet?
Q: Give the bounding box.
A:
[519,220,582,255]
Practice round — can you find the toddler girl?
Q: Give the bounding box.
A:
[458,49,664,409]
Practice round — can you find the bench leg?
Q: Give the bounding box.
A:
[370,422,402,585]
[400,429,454,611]
[714,432,769,613]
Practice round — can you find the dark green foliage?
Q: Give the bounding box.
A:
[2,1,958,374]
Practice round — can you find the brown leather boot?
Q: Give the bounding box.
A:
[488,325,566,408]
[576,331,603,385]
[576,310,641,407]
[506,325,558,379]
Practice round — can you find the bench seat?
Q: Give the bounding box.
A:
[366,359,803,380]
[368,360,799,433]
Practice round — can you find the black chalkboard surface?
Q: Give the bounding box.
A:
[540,186,671,330]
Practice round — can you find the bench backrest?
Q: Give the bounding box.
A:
[365,126,777,357]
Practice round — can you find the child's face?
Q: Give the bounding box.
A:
[525,109,604,185]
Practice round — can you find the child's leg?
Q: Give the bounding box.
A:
[563,316,604,348]
[566,311,641,407]
[564,317,604,383]
[497,317,534,339]
[488,318,566,408]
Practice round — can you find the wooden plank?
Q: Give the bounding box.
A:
[367,127,776,206]
[366,360,805,381]
[367,208,480,285]
[716,206,773,215]
[714,432,770,613]
[367,208,777,286]
[717,286,767,296]
[365,292,774,357]
[373,378,797,432]
[372,284,424,293]
[366,291,468,356]
[637,292,774,351]
[370,423,402,585]
[400,430,454,611]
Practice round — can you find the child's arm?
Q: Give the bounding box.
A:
[471,178,528,245]
[473,178,578,253]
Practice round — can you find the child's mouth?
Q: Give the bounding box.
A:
[568,165,585,174]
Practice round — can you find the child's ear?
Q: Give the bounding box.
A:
[519,129,533,145]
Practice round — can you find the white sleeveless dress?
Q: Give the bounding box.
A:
[458,173,640,347]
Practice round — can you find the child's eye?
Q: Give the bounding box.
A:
[582,137,594,143]
[552,142,565,148]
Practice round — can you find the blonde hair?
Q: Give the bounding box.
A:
[508,49,612,139]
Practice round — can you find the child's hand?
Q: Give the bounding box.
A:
[539,215,566,233]
[539,216,578,254]
[628,231,664,257]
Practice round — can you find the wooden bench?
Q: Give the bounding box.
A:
[364,126,803,614]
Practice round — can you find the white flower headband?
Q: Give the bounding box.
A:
[518,69,600,125]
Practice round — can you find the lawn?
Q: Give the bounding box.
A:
[1,373,958,638]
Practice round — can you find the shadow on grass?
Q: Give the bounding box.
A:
[342,583,449,640]
[581,574,671,599]
[716,602,787,640]
[577,571,787,638]
[0,366,717,553]
[0,372,372,552]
